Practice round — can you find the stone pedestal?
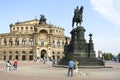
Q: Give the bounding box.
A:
[59,26,104,66]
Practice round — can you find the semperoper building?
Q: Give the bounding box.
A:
[0,15,70,61]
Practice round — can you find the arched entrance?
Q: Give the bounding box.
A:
[41,49,47,58]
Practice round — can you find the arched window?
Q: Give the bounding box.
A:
[15,51,19,55]
[9,38,13,46]
[29,51,33,55]
[4,38,7,46]
[22,38,26,46]
[57,40,60,47]
[57,52,60,54]
[52,40,55,47]
[52,52,55,59]
[29,51,33,60]
[22,51,26,55]
[3,51,6,60]
[22,51,26,60]
[62,41,64,47]
[9,51,12,60]
[29,38,33,46]
[52,52,55,55]
[15,38,19,46]
[15,51,19,60]
[41,40,44,46]
[26,27,28,29]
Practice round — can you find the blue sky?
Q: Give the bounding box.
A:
[0,0,120,56]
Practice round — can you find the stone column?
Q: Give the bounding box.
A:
[19,50,22,61]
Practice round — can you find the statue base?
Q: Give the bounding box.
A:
[59,25,104,66]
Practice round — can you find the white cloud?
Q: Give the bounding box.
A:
[90,0,120,26]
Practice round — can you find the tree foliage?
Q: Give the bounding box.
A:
[117,53,120,58]
[103,52,113,60]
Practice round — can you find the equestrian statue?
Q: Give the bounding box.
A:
[72,6,84,28]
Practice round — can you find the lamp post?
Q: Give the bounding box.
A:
[88,33,93,57]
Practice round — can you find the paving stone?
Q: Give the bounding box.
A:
[0,61,120,80]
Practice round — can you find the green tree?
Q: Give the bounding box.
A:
[117,53,120,58]
[103,52,113,60]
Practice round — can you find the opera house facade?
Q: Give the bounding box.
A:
[0,15,70,61]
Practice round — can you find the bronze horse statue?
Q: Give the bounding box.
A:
[72,6,84,28]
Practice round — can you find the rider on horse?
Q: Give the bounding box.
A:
[72,6,84,28]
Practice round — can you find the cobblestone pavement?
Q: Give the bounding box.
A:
[0,61,120,80]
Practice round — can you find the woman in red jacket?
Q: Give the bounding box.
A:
[13,59,18,71]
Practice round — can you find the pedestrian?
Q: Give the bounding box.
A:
[101,58,105,65]
[34,57,37,62]
[68,59,75,77]
[6,60,11,72]
[13,59,18,71]
[74,60,79,76]
[52,56,56,66]
[43,57,46,64]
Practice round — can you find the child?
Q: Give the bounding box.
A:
[6,60,11,71]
